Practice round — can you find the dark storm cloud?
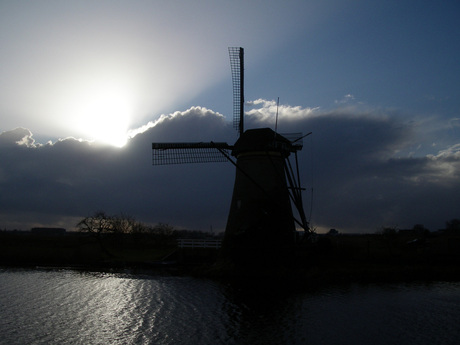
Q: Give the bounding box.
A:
[302,110,460,232]
[1,104,459,232]
[0,108,235,231]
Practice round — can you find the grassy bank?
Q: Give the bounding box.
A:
[0,232,176,269]
[1,231,459,285]
[193,232,460,286]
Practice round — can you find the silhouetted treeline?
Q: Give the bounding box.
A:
[76,211,222,238]
[75,211,222,255]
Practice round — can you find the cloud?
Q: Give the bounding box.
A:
[0,108,235,231]
[0,128,37,147]
[245,99,318,127]
[451,118,460,126]
[0,0,328,141]
[334,94,355,104]
[0,103,459,233]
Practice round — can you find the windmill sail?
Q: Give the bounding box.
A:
[228,47,244,136]
[152,142,231,165]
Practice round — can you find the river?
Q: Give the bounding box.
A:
[0,268,459,344]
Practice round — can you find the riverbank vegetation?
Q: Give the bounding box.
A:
[1,213,459,284]
[0,212,219,268]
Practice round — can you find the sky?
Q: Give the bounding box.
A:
[0,0,459,233]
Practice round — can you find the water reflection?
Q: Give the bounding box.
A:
[219,279,460,345]
[221,280,304,344]
[0,268,459,345]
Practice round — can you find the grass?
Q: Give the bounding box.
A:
[1,231,459,285]
[0,232,176,267]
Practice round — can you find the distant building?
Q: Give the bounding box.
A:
[30,227,66,235]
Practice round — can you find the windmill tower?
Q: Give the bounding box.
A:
[152,47,311,260]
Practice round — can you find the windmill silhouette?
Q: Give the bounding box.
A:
[152,47,311,259]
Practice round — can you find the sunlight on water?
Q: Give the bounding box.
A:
[0,269,230,345]
[0,269,459,345]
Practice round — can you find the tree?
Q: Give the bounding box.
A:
[412,224,430,237]
[327,228,339,236]
[77,211,113,234]
[380,227,398,253]
[143,223,176,247]
[77,211,141,235]
[77,211,116,256]
[77,212,177,250]
[446,219,460,233]
[380,226,397,238]
[111,213,137,234]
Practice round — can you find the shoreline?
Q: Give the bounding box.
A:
[2,231,460,288]
[2,258,459,290]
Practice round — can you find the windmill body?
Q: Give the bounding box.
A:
[152,47,310,259]
[223,128,297,257]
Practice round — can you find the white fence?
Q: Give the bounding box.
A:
[177,238,222,249]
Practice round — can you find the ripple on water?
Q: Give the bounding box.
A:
[1,269,460,345]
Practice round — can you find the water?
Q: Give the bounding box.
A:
[1,268,459,345]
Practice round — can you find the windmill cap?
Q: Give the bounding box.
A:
[232,128,294,157]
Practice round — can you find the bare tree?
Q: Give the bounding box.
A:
[77,211,113,234]
[111,213,136,234]
[77,211,115,256]
[77,212,178,252]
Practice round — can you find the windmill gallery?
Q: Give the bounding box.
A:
[152,48,313,262]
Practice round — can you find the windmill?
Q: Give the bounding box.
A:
[152,47,312,259]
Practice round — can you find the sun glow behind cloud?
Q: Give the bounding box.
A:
[0,0,335,146]
[65,84,134,147]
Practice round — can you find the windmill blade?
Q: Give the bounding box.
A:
[152,142,232,165]
[280,132,312,151]
[228,47,244,136]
